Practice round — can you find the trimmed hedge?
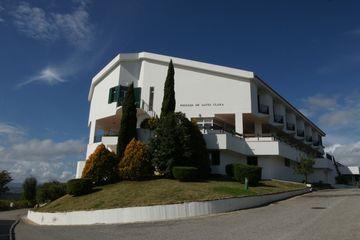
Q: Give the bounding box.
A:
[233,164,262,186]
[67,179,93,196]
[172,166,199,181]
[225,164,234,177]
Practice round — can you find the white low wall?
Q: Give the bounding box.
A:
[27,188,310,226]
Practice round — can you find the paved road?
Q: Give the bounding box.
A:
[0,209,26,240]
[14,189,360,240]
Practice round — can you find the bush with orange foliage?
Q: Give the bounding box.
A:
[82,144,119,185]
[119,139,153,180]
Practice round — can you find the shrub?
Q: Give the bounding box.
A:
[82,144,119,185]
[140,117,159,130]
[119,139,153,180]
[67,179,93,196]
[335,175,349,185]
[225,164,234,177]
[233,164,262,186]
[22,177,37,204]
[149,112,210,178]
[172,166,199,181]
[36,181,66,203]
[0,199,29,211]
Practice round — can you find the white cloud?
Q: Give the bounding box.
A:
[302,92,360,129]
[305,95,338,110]
[0,122,23,136]
[301,92,360,166]
[11,1,94,48]
[11,2,57,40]
[52,7,94,48]
[0,122,86,182]
[17,67,66,87]
[326,142,360,166]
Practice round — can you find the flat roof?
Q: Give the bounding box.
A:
[89,51,325,136]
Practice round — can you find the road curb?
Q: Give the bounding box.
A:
[9,218,20,240]
[27,188,311,226]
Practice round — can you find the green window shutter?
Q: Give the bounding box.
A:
[108,86,120,104]
[108,87,115,103]
[134,87,141,108]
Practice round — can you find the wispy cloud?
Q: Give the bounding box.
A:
[301,92,360,166]
[17,67,66,87]
[10,1,94,49]
[326,141,360,166]
[0,121,85,182]
[0,4,5,22]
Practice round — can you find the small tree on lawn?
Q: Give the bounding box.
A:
[294,156,315,183]
[160,60,175,118]
[22,177,37,205]
[82,144,119,185]
[0,170,12,196]
[149,113,180,177]
[117,83,137,158]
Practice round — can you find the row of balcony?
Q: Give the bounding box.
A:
[257,103,322,149]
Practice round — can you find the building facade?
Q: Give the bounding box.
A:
[76,52,338,184]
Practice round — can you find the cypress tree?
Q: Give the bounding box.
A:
[160,60,176,117]
[117,83,137,158]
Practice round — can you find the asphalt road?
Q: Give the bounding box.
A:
[12,189,360,240]
[0,209,26,240]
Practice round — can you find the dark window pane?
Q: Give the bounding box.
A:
[247,156,258,166]
[210,151,220,165]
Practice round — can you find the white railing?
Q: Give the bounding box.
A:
[141,100,157,117]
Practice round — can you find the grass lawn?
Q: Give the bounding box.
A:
[37,178,306,213]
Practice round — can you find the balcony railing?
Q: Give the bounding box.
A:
[305,136,313,142]
[297,130,304,137]
[286,122,295,131]
[273,114,284,124]
[258,104,269,114]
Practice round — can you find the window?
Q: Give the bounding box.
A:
[149,87,154,111]
[284,158,290,167]
[247,156,258,166]
[108,85,141,108]
[209,151,220,166]
[108,86,119,103]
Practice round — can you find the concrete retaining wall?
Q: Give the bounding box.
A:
[27,188,310,226]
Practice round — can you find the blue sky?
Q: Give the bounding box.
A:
[0,0,359,182]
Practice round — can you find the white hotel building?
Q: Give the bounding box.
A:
[76,52,338,184]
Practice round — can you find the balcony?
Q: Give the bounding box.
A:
[273,114,284,124]
[258,104,269,115]
[305,136,313,144]
[296,130,304,137]
[245,136,305,160]
[286,122,295,132]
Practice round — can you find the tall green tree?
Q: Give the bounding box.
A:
[22,177,37,204]
[149,113,180,177]
[160,60,175,117]
[117,83,137,158]
[0,170,12,196]
[149,113,210,177]
[294,156,315,183]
